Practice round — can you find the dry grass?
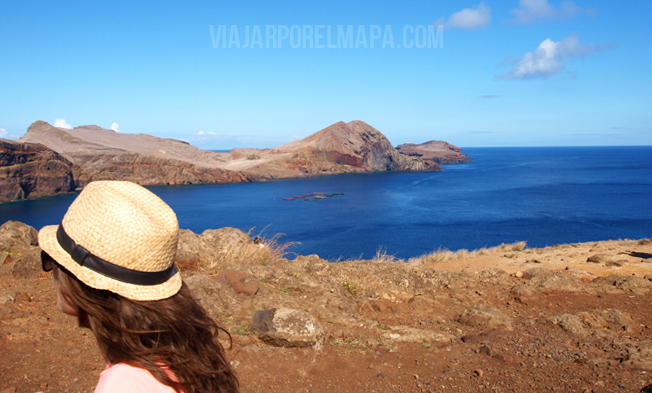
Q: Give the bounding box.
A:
[211,228,297,267]
[372,248,403,263]
[407,241,527,265]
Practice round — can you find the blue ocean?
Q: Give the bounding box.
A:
[3,146,651,260]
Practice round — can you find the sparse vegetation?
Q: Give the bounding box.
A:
[407,241,528,265]
[372,248,401,263]
[235,326,249,336]
[340,275,361,295]
[223,316,236,324]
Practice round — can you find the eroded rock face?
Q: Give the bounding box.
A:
[250,308,323,347]
[0,139,76,202]
[396,141,471,164]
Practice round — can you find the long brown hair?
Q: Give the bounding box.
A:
[51,260,239,393]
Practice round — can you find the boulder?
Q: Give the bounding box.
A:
[547,308,636,338]
[458,304,513,330]
[250,308,323,347]
[0,221,39,248]
[0,221,42,279]
[512,268,587,296]
[174,227,254,270]
[591,275,652,295]
[218,269,259,296]
[587,254,611,264]
[547,314,589,337]
[477,268,511,285]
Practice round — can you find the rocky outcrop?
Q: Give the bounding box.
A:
[5,119,452,202]
[0,221,42,279]
[5,221,652,392]
[250,308,323,347]
[458,304,513,330]
[396,141,471,164]
[0,139,77,202]
[267,121,440,175]
[18,121,255,190]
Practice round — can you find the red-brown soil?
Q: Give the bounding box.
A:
[2,222,652,392]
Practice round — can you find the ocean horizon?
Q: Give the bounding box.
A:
[3,146,651,261]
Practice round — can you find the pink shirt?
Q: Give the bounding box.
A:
[95,363,177,393]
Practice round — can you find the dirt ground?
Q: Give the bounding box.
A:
[2,238,652,393]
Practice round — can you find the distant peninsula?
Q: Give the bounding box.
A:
[0,120,470,202]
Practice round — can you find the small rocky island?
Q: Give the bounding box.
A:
[0,120,469,202]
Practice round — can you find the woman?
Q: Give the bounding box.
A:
[39,181,239,393]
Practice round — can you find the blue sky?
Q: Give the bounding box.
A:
[1,0,650,148]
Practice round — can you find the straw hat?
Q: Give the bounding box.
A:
[38,181,182,301]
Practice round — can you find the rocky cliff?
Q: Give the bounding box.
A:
[396,141,471,164]
[18,121,255,188]
[0,140,77,202]
[263,120,440,175]
[6,120,453,202]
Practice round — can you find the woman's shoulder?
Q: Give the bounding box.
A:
[95,363,177,393]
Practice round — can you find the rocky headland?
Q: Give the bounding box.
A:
[396,141,472,165]
[0,120,454,202]
[2,219,652,392]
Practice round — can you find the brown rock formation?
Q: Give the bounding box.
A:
[265,120,440,175]
[6,119,444,202]
[0,139,77,202]
[19,121,255,188]
[396,140,471,164]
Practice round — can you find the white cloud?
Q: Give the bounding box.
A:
[497,35,609,80]
[439,2,491,30]
[198,130,205,135]
[207,131,217,135]
[509,0,589,24]
[54,118,72,129]
[111,122,120,132]
[0,128,7,138]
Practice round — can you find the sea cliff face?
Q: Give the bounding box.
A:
[0,140,77,202]
[4,120,453,202]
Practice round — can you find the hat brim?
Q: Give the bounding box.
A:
[39,225,182,301]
